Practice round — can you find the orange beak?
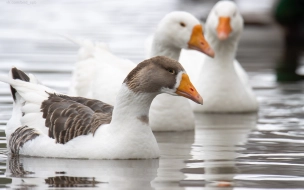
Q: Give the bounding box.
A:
[217,17,232,40]
[175,73,203,104]
[188,25,215,58]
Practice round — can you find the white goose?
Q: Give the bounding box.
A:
[180,0,258,113]
[1,56,202,159]
[69,11,214,131]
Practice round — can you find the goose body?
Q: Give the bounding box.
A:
[69,11,213,131]
[180,1,258,113]
[68,39,134,103]
[2,56,202,159]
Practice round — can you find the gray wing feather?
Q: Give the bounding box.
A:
[9,126,40,155]
[41,93,113,144]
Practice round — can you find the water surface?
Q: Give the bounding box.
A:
[0,0,304,189]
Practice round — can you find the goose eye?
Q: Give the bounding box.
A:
[180,22,186,27]
[167,69,176,74]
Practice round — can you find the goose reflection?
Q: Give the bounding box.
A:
[181,113,257,189]
[45,176,100,188]
[151,131,194,189]
[6,155,159,189]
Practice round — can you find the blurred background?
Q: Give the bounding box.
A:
[0,0,304,189]
[1,0,303,83]
[0,0,284,74]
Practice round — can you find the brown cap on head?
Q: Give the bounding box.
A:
[124,56,184,93]
[124,56,203,104]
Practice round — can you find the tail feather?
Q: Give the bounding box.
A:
[0,67,54,104]
[3,67,52,139]
[58,33,86,47]
[59,34,110,60]
[10,67,30,101]
[60,34,96,60]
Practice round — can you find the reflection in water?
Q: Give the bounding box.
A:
[182,113,257,189]
[152,131,194,189]
[8,156,34,177]
[6,156,159,189]
[45,176,100,188]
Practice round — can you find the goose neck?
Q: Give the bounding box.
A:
[150,37,181,60]
[111,84,157,127]
[206,34,238,66]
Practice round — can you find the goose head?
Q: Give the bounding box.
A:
[206,1,244,41]
[124,56,203,104]
[155,11,214,58]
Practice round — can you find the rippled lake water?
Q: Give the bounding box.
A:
[0,0,304,189]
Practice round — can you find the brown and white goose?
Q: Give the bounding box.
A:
[1,56,202,159]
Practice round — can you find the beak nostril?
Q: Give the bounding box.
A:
[190,88,194,92]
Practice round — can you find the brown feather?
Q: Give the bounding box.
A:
[40,93,114,144]
[45,176,101,187]
[124,56,184,93]
[10,67,30,101]
[9,126,40,155]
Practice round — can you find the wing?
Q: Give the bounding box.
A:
[41,93,114,144]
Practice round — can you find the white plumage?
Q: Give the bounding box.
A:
[180,1,258,113]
